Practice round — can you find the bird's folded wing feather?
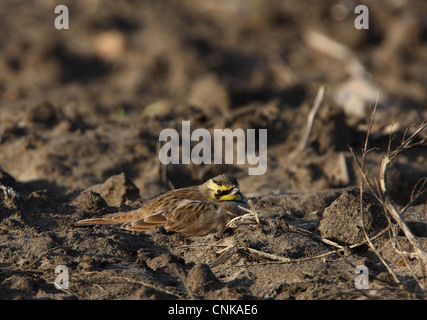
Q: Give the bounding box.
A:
[75,199,223,234]
[163,200,218,231]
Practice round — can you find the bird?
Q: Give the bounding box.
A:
[74,174,249,237]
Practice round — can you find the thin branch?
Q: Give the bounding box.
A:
[410,177,427,202]
[359,181,399,283]
[380,156,427,269]
[389,224,425,289]
[389,121,427,160]
[348,147,383,203]
[292,85,326,156]
[400,178,427,216]
[172,264,195,300]
[227,205,344,250]
[357,96,400,283]
[209,244,239,268]
[362,92,380,166]
[239,226,391,267]
[379,121,427,283]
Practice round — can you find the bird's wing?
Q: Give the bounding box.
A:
[125,199,217,233]
[74,186,208,232]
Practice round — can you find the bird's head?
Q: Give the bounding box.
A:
[204,174,245,202]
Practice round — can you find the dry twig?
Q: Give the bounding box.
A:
[357,98,400,283]
[379,121,427,284]
[291,85,326,157]
[350,106,427,289]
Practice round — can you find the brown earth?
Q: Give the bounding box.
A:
[0,0,426,300]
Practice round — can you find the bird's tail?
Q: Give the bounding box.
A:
[74,210,140,227]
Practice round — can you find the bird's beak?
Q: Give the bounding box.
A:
[231,187,240,195]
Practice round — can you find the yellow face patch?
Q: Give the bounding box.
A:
[218,192,244,201]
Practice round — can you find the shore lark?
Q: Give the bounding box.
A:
[75,174,249,237]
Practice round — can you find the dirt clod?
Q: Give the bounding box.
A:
[318,190,388,245]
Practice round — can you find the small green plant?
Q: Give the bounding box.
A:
[118,106,126,120]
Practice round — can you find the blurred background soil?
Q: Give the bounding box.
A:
[0,0,426,300]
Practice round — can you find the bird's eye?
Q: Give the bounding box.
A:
[216,189,222,195]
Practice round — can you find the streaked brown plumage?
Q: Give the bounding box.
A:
[74,174,249,237]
